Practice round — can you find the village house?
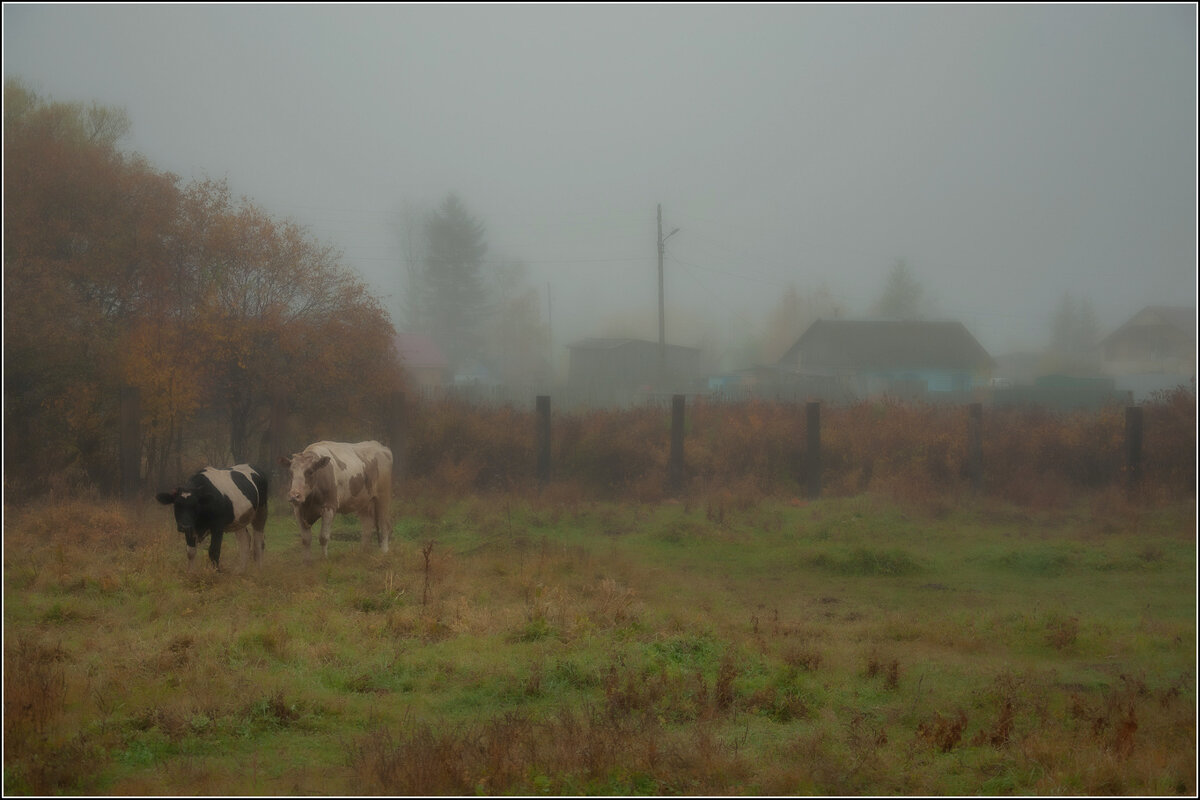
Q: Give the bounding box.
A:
[1099,305,1196,401]
[777,319,995,402]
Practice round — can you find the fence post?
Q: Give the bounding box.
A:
[806,401,821,500]
[668,394,685,494]
[119,385,141,501]
[1125,405,1143,500]
[968,402,983,493]
[536,395,552,488]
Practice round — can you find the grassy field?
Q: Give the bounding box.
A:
[4,489,1195,795]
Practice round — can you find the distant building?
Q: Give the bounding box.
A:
[777,319,994,401]
[1099,306,1196,400]
[567,337,701,404]
[394,333,449,391]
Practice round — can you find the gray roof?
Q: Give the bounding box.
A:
[1099,306,1197,346]
[781,319,995,371]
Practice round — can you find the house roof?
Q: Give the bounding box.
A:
[394,332,448,368]
[567,337,700,353]
[1099,306,1197,346]
[780,319,995,371]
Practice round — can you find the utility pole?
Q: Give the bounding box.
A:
[657,204,679,390]
[658,204,665,388]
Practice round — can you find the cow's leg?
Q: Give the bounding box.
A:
[251,504,267,566]
[207,530,225,571]
[237,527,252,572]
[319,509,335,557]
[295,509,314,559]
[376,500,390,554]
[252,526,266,566]
[360,504,373,551]
[186,545,198,569]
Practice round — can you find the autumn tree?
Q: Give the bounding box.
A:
[161,179,402,464]
[4,78,180,490]
[4,79,405,495]
[761,283,845,362]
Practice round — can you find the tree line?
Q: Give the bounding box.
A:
[4,79,404,495]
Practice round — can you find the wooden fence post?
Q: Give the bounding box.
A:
[536,395,552,488]
[968,402,983,492]
[668,394,685,494]
[1125,405,1143,500]
[806,401,821,500]
[119,385,141,501]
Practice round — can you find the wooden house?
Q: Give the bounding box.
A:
[1099,306,1196,401]
[777,319,994,401]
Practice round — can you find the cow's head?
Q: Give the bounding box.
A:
[155,487,213,547]
[278,453,331,506]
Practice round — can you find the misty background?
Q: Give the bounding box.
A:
[4,3,1196,377]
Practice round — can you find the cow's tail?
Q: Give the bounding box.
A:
[249,466,269,530]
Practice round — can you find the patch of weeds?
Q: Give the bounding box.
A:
[865,651,901,691]
[236,628,290,661]
[118,728,173,767]
[989,549,1071,577]
[747,684,810,723]
[1045,615,1080,651]
[511,616,557,643]
[548,658,601,691]
[781,644,823,672]
[242,691,302,732]
[352,594,402,613]
[654,516,714,544]
[647,633,718,671]
[971,698,1015,748]
[41,601,91,624]
[321,667,383,695]
[805,547,921,576]
[4,636,68,736]
[917,709,968,752]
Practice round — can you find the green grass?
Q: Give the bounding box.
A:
[3,492,1195,795]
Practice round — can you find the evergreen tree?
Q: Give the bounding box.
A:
[873,259,925,320]
[421,194,488,372]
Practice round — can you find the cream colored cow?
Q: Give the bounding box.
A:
[278,441,393,557]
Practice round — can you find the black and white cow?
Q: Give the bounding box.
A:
[156,464,268,571]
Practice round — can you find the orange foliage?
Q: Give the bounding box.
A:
[5,81,404,494]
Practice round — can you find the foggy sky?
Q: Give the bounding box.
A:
[4,3,1197,363]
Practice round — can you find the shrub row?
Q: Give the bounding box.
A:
[396,389,1195,508]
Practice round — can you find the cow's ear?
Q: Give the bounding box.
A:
[278,455,292,467]
[155,491,177,505]
[312,456,331,472]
